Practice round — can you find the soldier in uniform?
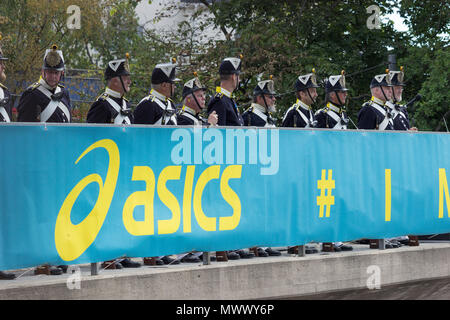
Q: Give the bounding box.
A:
[0,39,16,280]
[316,72,353,252]
[357,71,394,131]
[17,45,71,123]
[134,60,181,265]
[207,56,244,127]
[16,46,71,275]
[315,71,350,130]
[87,55,141,269]
[134,59,179,125]
[0,42,12,123]
[358,72,403,249]
[87,54,133,124]
[242,77,277,128]
[282,70,319,128]
[242,77,281,257]
[177,74,218,126]
[207,56,245,261]
[386,67,417,131]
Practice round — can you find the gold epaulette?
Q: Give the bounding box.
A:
[27,82,40,91]
[57,83,65,89]
[97,92,109,101]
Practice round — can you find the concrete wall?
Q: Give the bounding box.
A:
[1,243,450,300]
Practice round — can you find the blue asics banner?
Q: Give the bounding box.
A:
[0,123,449,270]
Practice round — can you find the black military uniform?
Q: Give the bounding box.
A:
[134,61,179,125]
[357,73,394,130]
[0,44,16,280]
[86,56,140,269]
[243,79,276,128]
[282,72,320,128]
[87,57,133,124]
[177,77,208,126]
[207,57,244,127]
[315,73,350,130]
[385,69,410,130]
[0,84,12,122]
[17,45,71,123]
[242,79,281,258]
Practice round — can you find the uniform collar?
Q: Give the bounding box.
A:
[105,87,123,99]
[385,100,396,110]
[371,96,386,107]
[216,86,232,98]
[151,88,170,102]
[38,77,56,91]
[251,102,267,114]
[182,105,197,116]
[326,102,343,114]
[296,99,312,111]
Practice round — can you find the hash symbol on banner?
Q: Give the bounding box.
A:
[317,169,335,218]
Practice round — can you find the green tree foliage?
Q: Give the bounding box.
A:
[0,0,448,129]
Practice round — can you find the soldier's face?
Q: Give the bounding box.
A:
[42,69,63,88]
[381,86,392,100]
[333,91,347,105]
[393,85,403,102]
[121,75,131,93]
[193,90,206,109]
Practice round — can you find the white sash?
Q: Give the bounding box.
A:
[371,102,392,130]
[181,110,200,126]
[36,85,71,122]
[145,95,177,125]
[105,97,131,125]
[0,87,11,122]
[386,102,407,122]
[295,106,314,128]
[251,106,275,128]
[326,109,347,130]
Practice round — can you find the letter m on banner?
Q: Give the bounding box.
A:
[439,169,450,218]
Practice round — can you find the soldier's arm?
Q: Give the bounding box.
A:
[17,90,40,122]
[208,101,226,126]
[87,100,111,123]
[314,111,326,128]
[281,109,294,127]
[357,105,377,130]
[133,100,158,124]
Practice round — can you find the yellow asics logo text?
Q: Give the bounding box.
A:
[55,140,242,262]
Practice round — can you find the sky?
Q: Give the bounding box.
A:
[135,2,411,33]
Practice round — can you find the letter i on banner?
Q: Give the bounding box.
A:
[439,168,450,218]
[385,169,391,222]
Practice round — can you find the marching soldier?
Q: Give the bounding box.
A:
[207,56,244,127]
[207,56,244,261]
[358,72,402,249]
[315,71,350,130]
[386,67,419,247]
[134,59,179,125]
[282,70,319,128]
[87,54,141,269]
[243,77,277,127]
[87,54,133,124]
[174,75,219,264]
[0,39,15,280]
[357,70,394,130]
[16,45,72,275]
[0,42,12,123]
[386,67,417,131]
[242,77,281,257]
[17,45,71,123]
[316,71,353,252]
[177,74,218,126]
